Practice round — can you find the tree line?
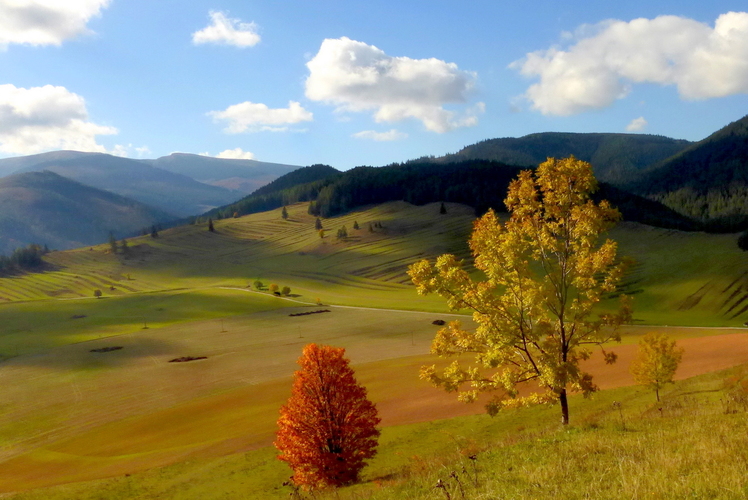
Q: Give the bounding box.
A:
[0,243,49,275]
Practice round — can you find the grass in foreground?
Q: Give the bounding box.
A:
[9,364,748,499]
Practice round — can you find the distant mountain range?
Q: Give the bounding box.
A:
[0,171,173,254]
[142,153,297,193]
[0,151,302,217]
[2,112,748,255]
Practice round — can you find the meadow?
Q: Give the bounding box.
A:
[0,201,746,498]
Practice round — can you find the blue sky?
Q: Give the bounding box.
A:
[1,1,748,169]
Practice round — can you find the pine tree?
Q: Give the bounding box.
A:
[440,202,447,214]
[208,218,215,232]
[353,220,360,230]
[315,217,323,231]
[275,344,380,490]
[282,206,289,220]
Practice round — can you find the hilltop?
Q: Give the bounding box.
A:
[438,132,692,185]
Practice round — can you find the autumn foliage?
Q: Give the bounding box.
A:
[275,344,380,490]
[409,157,632,425]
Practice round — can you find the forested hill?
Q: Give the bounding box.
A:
[439,132,692,185]
[205,159,700,231]
[629,114,748,232]
[202,164,341,220]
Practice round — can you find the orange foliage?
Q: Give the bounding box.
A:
[275,344,381,490]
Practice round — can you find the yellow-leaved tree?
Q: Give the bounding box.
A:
[408,157,632,425]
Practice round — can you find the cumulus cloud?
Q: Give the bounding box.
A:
[352,129,407,141]
[208,100,313,133]
[0,0,110,49]
[626,116,648,132]
[305,37,482,133]
[511,12,748,115]
[216,147,255,159]
[192,10,260,48]
[0,84,117,155]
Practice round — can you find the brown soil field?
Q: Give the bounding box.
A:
[0,317,745,492]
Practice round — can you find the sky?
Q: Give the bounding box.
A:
[1,1,748,170]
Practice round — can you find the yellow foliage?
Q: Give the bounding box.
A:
[630,332,684,402]
[408,157,632,424]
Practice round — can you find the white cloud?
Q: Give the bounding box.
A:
[352,129,407,142]
[512,12,748,115]
[208,100,313,133]
[216,147,255,159]
[626,116,648,132]
[0,0,110,49]
[192,10,260,48]
[305,37,482,133]
[0,84,117,155]
[108,144,151,158]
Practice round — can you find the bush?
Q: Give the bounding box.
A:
[282,286,291,296]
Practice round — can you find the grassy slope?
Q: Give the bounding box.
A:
[0,201,747,497]
[9,365,748,499]
[2,201,747,327]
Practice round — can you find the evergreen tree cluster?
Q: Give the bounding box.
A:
[0,243,49,275]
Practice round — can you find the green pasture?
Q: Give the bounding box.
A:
[0,200,747,497]
[2,201,747,326]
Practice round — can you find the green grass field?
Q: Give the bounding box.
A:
[0,201,747,498]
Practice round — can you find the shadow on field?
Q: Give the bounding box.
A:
[6,337,182,370]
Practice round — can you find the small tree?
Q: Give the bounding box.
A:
[282,206,289,220]
[208,218,215,232]
[337,226,348,239]
[409,157,631,425]
[150,225,158,238]
[275,344,380,490]
[233,211,239,218]
[108,232,117,254]
[93,289,102,299]
[440,202,447,214]
[120,239,129,255]
[318,229,325,239]
[281,286,291,296]
[253,280,264,290]
[315,218,323,231]
[630,333,684,402]
[269,283,279,294]
[353,220,360,230]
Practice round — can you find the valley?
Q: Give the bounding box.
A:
[0,201,746,497]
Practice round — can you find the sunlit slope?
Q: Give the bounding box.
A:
[1,201,747,325]
[0,202,474,309]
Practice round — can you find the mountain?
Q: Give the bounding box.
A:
[0,151,240,217]
[439,132,692,185]
[142,153,300,194]
[0,171,174,254]
[630,114,748,231]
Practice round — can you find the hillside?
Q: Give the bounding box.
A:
[0,151,242,217]
[209,159,699,231]
[142,153,300,194]
[203,163,340,220]
[0,171,175,254]
[439,132,692,185]
[630,114,748,231]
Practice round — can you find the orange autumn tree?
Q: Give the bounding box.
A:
[275,343,380,489]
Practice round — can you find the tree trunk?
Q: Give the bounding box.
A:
[655,387,660,402]
[559,389,569,425]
